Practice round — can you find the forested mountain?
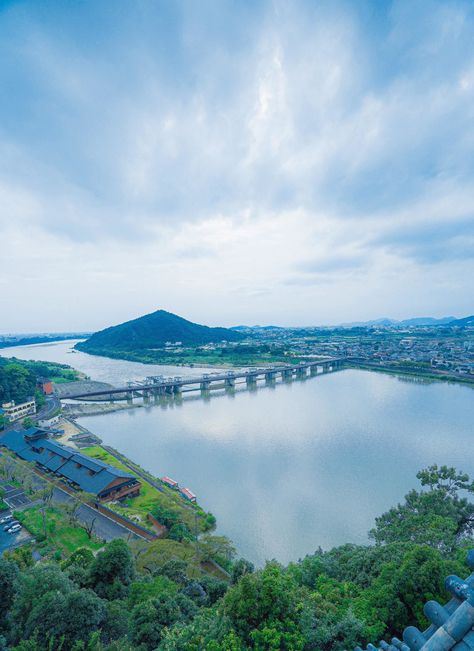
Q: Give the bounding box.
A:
[76,310,244,354]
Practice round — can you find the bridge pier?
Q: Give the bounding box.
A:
[265,371,276,383]
[296,367,307,379]
[200,381,210,391]
[310,364,318,376]
[126,391,133,404]
[225,378,235,388]
[281,369,292,381]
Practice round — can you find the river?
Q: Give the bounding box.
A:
[2,340,473,565]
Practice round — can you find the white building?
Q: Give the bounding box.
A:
[2,399,36,422]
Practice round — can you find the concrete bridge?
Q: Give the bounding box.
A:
[60,358,345,401]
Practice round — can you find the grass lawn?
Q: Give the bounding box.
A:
[82,446,208,532]
[16,505,103,555]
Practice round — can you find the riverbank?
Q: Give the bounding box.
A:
[348,361,474,385]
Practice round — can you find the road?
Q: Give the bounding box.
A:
[34,396,61,422]
[51,487,141,542]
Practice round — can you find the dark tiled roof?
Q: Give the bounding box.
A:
[0,430,135,497]
[56,459,134,495]
[0,430,30,454]
[352,550,474,651]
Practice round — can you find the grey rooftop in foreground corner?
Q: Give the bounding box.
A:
[0,427,141,502]
[352,550,474,651]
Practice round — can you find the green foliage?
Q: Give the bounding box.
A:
[0,363,34,405]
[168,522,194,542]
[0,357,79,405]
[128,575,178,607]
[1,465,474,651]
[130,593,182,650]
[370,465,474,554]
[76,309,244,355]
[223,561,302,644]
[88,540,135,599]
[0,558,19,630]
[231,558,255,584]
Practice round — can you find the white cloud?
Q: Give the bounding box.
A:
[0,0,473,330]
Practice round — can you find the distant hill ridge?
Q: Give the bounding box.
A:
[76,309,244,354]
[231,315,474,330]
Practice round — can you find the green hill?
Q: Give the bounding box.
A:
[449,315,474,327]
[76,309,244,356]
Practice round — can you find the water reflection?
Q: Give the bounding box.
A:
[1,341,473,565]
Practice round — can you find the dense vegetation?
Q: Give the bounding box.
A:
[0,464,473,650]
[76,310,244,358]
[77,343,297,367]
[0,357,79,407]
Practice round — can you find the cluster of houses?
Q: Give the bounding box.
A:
[161,475,197,502]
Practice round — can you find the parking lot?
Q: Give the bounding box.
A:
[0,508,28,552]
[2,483,33,509]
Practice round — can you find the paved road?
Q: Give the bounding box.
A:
[34,396,61,422]
[51,487,141,542]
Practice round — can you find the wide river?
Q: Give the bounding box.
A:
[2,340,473,565]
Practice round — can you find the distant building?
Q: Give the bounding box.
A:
[37,378,53,395]
[38,414,61,428]
[180,487,197,502]
[1,399,36,422]
[161,476,179,488]
[0,428,141,501]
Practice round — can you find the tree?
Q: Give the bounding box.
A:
[63,548,95,588]
[88,539,135,599]
[10,563,74,641]
[370,465,474,554]
[198,534,236,567]
[101,600,130,644]
[231,558,255,584]
[128,575,177,608]
[353,546,465,638]
[168,522,194,542]
[223,562,303,645]
[198,574,229,604]
[130,594,181,650]
[152,504,180,529]
[62,589,107,647]
[0,558,19,631]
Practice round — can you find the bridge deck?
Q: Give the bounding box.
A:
[59,359,344,399]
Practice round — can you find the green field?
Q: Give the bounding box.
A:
[15,505,103,555]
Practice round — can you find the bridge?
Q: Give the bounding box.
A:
[59,358,345,401]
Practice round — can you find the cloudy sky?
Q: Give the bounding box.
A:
[1,0,473,332]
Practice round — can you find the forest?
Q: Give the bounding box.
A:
[0,357,79,406]
[0,464,473,650]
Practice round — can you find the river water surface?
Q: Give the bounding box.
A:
[1,340,473,565]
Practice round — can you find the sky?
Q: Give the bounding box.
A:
[0,0,473,332]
